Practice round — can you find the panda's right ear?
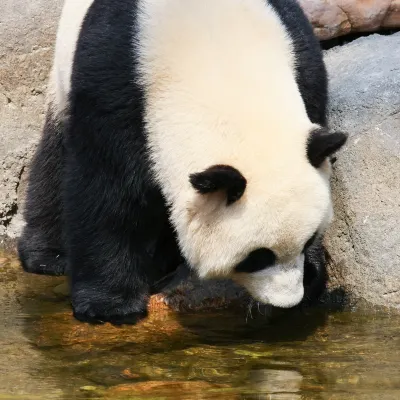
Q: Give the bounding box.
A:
[307,128,348,168]
[189,164,247,206]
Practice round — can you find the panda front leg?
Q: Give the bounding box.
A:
[63,156,171,325]
[18,110,67,276]
[303,237,327,304]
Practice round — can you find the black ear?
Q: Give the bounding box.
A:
[189,165,247,206]
[307,128,348,168]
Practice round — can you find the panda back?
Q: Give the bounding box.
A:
[50,0,327,210]
[267,0,328,125]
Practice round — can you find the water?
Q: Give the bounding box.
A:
[0,249,399,399]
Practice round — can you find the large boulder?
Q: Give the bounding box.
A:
[299,0,400,40]
[0,0,64,237]
[324,33,400,309]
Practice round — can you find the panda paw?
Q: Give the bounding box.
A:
[73,307,148,326]
[71,286,149,326]
[18,240,67,276]
[20,251,67,276]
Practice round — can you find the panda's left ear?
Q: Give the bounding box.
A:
[307,127,348,168]
[189,165,247,206]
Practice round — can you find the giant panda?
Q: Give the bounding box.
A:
[18,0,347,324]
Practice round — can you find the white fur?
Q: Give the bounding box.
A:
[234,255,305,308]
[48,0,333,308]
[138,0,333,308]
[47,0,95,114]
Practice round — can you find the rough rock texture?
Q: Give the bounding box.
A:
[299,0,400,40]
[0,0,64,237]
[324,33,400,309]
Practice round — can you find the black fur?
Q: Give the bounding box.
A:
[303,231,318,254]
[19,0,182,325]
[307,128,348,168]
[268,0,328,126]
[234,248,276,274]
[19,0,336,322]
[18,111,66,276]
[65,0,184,324]
[268,0,336,302]
[303,236,328,303]
[190,165,247,206]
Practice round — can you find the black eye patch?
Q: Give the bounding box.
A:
[234,248,276,274]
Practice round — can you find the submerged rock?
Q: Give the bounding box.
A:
[104,381,230,399]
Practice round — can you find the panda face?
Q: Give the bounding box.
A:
[183,150,338,308]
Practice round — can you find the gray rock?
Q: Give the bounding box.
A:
[0,0,63,237]
[324,33,400,309]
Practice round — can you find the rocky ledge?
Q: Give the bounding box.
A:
[324,33,400,309]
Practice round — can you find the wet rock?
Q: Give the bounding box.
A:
[104,381,229,399]
[120,369,141,380]
[52,280,69,298]
[79,385,101,398]
[248,369,303,397]
[299,0,400,40]
[160,264,248,312]
[324,33,400,309]
[34,306,190,351]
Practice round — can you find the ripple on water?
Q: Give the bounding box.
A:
[0,248,399,399]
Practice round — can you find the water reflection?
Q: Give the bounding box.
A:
[247,368,303,399]
[0,249,400,400]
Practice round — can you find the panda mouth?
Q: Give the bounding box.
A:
[234,255,305,308]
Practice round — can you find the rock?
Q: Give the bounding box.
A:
[160,264,248,312]
[52,280,70,298]
[34,305,189,351]
[324,33,400,309]
[104,381,229,399]
[385,0,400,28]
[0,0,64,237]
[248,369,303,396]
[299,0,400,40]
[79,386,98,392]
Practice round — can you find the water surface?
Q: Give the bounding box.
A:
[0,249,399,399]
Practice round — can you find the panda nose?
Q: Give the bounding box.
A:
[234,248,276,273]
[233,254,305,309]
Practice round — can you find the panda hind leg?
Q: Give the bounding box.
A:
[18,111,67,276]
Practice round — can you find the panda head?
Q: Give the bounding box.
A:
[182,126,347,308]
